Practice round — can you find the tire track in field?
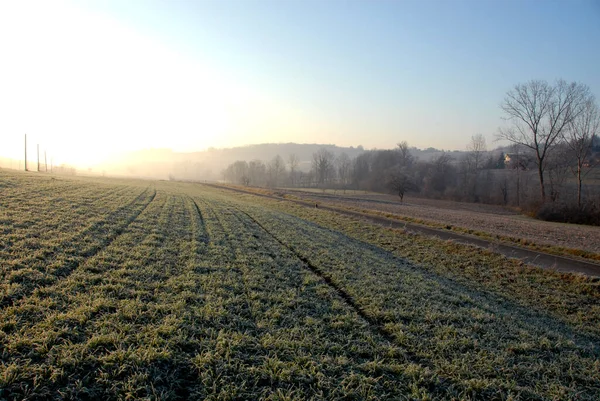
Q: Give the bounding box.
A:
[192,198,236,260]
[230,207,476,397]
[232,207,444,371]
[210,202,458,398]
[231,207,600,398]
[207,183,600,276]
[232,207,391,332]
[0,185,136,248]
[187,196,209,246]
[197,199,261,323]
[0,186,157,308]
[0,195,203,400]
[240,205,600,341]
[0,194,171,340]
[234,206,600,400]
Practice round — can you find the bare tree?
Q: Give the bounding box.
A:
[510,144,524,206]
[352,153,370,190]
[397,141,414,168]
[460,134,487,201]
[465,134,487,171]
[267,154,286,188]
[336,152,352,189]
[564,97,600,206]
[423,152,454,197]
[499,175,509,205]
[497,79,588,202]
[312,148,335,186]
[388,169,414,202]
[249,159,266,186]
[223,160,249,185]
[287,153,299,186]
[546,143,571,202]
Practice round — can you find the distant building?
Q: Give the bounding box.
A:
[504,153,534,170]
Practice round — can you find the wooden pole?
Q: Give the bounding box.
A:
[24,134,27,171]
[45,151,48,172]
[37,144,40,172]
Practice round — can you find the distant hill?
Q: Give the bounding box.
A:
[4,142,508,181]
[96,143,367,180]
[91,142,510,181]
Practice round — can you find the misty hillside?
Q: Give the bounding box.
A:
[88,142,499,181]
[2,142,506,182]
[97,143,368,180]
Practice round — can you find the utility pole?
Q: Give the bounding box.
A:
[45,151,48,172]
[24,134,28,171]
[37,144,40,172]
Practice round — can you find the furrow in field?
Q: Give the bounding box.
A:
[187,196,209,246]
[0,192,170,330]
[196,197,260,321]
[0,180,135,236]
[228,205,466,395]
[2,174,598,399]
[234,202,600,400]
[0,184,153,258]
[0,187,157,308]
[234,208,410,344]
[0,184,143,256]
[4,180,269,398]
[232,209,390,329]
[0,194,208,398]
[199,198,459,399]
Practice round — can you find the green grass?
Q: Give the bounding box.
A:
[231,183,600,262]
[1,170,599,400]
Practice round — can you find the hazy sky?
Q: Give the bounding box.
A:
[1,0,599,166]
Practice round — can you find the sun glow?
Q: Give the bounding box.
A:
[0,0,273,167]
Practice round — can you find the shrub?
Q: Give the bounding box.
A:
[536,201,600,226]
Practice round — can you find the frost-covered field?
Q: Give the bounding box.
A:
[1,171,599,400]
[283,189,600,256]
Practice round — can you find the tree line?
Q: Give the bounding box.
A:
[223,137,507,202]
[223,79,600,224]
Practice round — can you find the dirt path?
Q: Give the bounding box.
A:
[284,189,600,255]
[207,184,600,277]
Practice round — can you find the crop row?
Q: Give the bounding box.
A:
[0,179,433,399]
[0,174,148,266]
[2,173,599,400]
[0,176,155,309]
[211,190,600,400]
[192,195,450,399]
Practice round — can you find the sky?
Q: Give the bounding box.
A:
[1,0,599,167]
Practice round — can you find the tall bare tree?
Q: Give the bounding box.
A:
[396,141,414,168]
[497,79,588,202]
[287,153,299,186]
[565,97,600,206]
[460,134,487,201]
[223,160,249,185]
[312,148,335,186]
[336,152,352,189]
[268,154,286,188]
[465,134,487,172]
[249,159,266,186]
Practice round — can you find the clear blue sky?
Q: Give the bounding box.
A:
[1,0,599,165]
